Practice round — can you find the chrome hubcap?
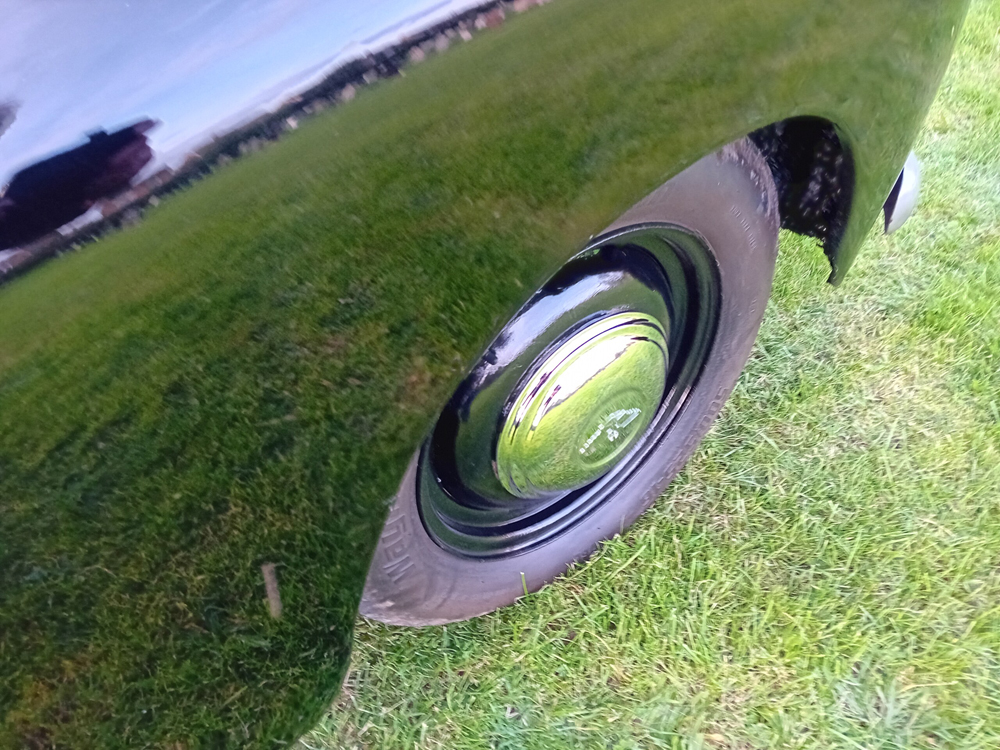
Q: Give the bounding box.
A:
[495,312,668,499]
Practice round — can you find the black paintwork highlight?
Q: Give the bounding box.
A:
[0,0,969,746]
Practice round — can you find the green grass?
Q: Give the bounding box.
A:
[306,3,1000,749]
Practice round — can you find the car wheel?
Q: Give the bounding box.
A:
[361,138,779,626]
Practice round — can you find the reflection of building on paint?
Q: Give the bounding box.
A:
[95,168,174,219]
[0,119,157,251]
[0,249,28,275]
[302,99,329,116]
[0,0,556,284]
[339,84,357,102]
[475,7,505,28]
[0,233,62,277]
[180,153,202,173]
[512,0,551,12]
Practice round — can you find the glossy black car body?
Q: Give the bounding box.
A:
[0,0,968,746]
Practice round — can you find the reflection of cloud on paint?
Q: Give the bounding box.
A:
[0,0,488,182]
[164,0,229,34]
[158,0,313,80]
[0,8,48,86]
[0,3,304,177]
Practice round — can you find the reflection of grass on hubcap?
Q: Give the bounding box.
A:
[498,315,667,498]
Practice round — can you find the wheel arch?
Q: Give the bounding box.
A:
[748,116,855,283]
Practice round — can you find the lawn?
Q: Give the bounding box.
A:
[307,2,1000,748]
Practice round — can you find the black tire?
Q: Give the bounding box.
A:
[361,138,779,626]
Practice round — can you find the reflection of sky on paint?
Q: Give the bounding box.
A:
[0,0,483,183]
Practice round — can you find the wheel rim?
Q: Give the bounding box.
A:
[419,223,721,559]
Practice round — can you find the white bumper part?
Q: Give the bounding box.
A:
[884,151,922,234]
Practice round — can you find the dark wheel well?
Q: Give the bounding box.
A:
[749,116,854,276]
